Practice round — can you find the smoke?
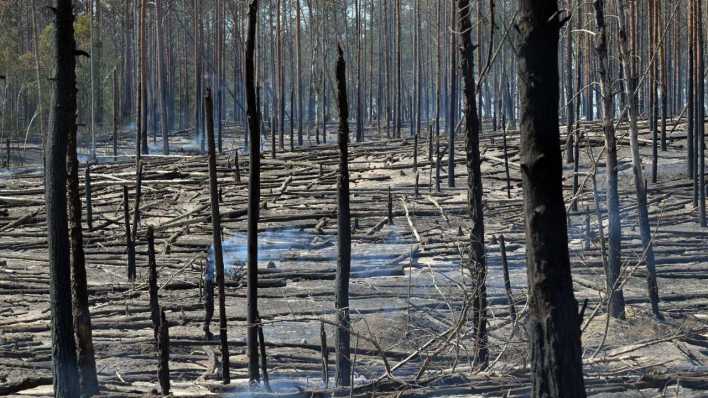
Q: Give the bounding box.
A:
[206,227,408,280]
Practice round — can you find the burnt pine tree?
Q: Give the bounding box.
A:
[245,0,262,384]
[592,0,625,319]
[67,76,99,395]
[334,44,352,388]
[517,1,587,396]
[205,89,231,384]
[47,0,81,396]
[457,0,487,368]
[615,0,662,320]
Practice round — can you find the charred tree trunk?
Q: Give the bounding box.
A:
[296,0,303,146]
[47,1,81,395]
[616,0,663,319]
[458,0,487,368]
[123,186,136,281]
[696,0,706,227]
[143,227,158,337]
[448,1,457,188]
[205,89,231,384]
[334,45,352,388]
[193,0,203,153]
[155,0,169,154]
[517,2,587,396]
[592,0,626,319]
[245,0,261,384]
[67,95,99,397]
[564,0,574,163]
[157,309,170,395]
[138,0,148,155]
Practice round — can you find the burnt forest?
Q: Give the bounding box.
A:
[0,0,707,397]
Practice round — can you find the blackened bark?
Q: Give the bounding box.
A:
[155,0,169,155]
[696,0,706,227]
[564,0,574,164]
[147,226,160,341]
[112,68,118,160]
[85,166,93,231]
[517,2,587,396]
[499,234,516,322]
[334,44,352,387]
[123,186,136,281]
[193,0,203,153]
[138,0,148,155]
[205,89,231,384]
[68,112,99,396]
[245,0,261,384]
[458,0,487,368]
[157,309,170,395]
[320,321,329,388]
[616,0,662,320]
[592,0,625,319]
[448,3,457,189]
[257,320,271,391]
[48,1,81,395]
[131,160,143,244]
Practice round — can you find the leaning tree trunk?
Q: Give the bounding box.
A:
[517,2,587,396]
[592,0,625,319]
[334,44,352,388]
[616,0,662,319]
[457,0,487,368]
[47,1,81,396]
[245,0,261,384]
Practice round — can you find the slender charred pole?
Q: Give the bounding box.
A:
[157,309,170,395]
[85,166,93,231]
[245,0,261,384]
[147,226,160,341]
[697,0,706,227]
[517,2,587,396]
[156,0,169,155]
[123,186,136,281]
[205,89,231,384]
[257,318,271,391]
[458,0,487,368]
[592,0,625,319]
[138,0,148,155]
[616,0,662,319]
[499,234,516,322]
[47,1,81,395]
[131,160,143,243]
[112,68,118,160]
[502,120,511,199]
[334,44,352,387]
[448,1,458,189]
[320,321,329,388]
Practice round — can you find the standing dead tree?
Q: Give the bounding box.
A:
[67,70,99,396]
[517,1,586,396]
[47,0,81,395]
[448,0,458,189]
[205,89,231,384]
[592,0,625,319]
[457,0,487,368]
[334,44,352,388]
[155,0,169,154]
[245,0,262,385]
[616,0,662,320]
